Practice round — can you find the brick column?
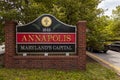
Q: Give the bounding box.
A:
[77,21,86,70]
[4,21,17,68]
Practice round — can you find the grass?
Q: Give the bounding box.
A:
[0,60,119,80]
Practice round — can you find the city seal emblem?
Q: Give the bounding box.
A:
[41,16,52,27]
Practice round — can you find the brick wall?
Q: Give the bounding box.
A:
[4,21,86,70]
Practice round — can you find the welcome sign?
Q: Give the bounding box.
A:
[16,14,76,53]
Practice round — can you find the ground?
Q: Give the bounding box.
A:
[93,50,120,67]
[0,55,119,80]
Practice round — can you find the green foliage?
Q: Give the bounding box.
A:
[0,62,119,80]
[87,15,114,51]
[55,0,81,24]
[112,6,120,38]
[0,0,102,24]
[0,23,4,43]
[112,6,120,20]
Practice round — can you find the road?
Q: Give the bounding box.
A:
[93,50,120,67]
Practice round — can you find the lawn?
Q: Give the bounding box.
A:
[0,59,119,80]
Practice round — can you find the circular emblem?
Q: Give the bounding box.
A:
[41,16,52,27]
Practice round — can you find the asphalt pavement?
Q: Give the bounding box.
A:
[93,50,120,67]
[87,50,120,75]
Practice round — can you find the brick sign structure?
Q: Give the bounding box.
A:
[5,14,86,70]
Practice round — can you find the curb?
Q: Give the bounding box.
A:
[86,51,120,75]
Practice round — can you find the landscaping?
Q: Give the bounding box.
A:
[0,57,119,80]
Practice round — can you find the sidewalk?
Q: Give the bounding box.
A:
[87,51,120,75]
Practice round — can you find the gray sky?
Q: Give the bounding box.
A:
[98,0,120,16]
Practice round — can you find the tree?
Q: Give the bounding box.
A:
[0,0,102,24]
[0,23,4,43]
[112,6,120,39]
[87,15,114,51]
[0,0,48,23]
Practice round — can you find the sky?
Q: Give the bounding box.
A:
[98,0,120,16]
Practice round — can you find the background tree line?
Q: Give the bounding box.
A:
[0,0,120,51]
